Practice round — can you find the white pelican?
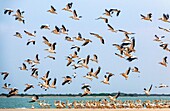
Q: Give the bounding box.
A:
[155,83,168,88]
[120,67,131,80]
[14,32,22,38]
[70,10,82,20]
[2,83,11,90]
[33,54,40,64]
[144,84,152,96]
[107,24,117,33]
[89,67,101,79]
[4,8,13,15]
[82,38,92,46]
[159,56,168,67]
[45,42,56,54]
[71,45,80,52]
[101,73,113,85]
[73,33,84,41]
[1,72,9,80]
[159,14,170,23]
[40,71,50,82]
[140,13,152,21]
[83,73,93,81]
[79,55,90,69]
[158,26,170,32]
[95,16,108,23]
[90,54,98,63]
[66,56,74,66]
[108,91,120,102]
[19,63,28,71]
[47,5,57,14]
[42,36,52,47]
[24,30,36,37]
[62,76,72,85]
[29,95,39,103]
[44,55,55,60]
[62,2,73,12]
[52,26,60,35]
[12,9,24,18]
[24,84,34,92]
[132,67,140,73]
[27,39,35,45]
[40,24,50,30]
[90,32,104,44]
[7,87,18,97]
[65,36,74,42]
[50,78,57,88]
[81,87,91,97]
[61,25,69,35]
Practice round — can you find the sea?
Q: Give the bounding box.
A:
[0,96,170,109]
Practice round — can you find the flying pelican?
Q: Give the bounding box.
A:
[65,36,74,42]
[27,39,35,45]
[132,67,140,73]
[103,9,113,17]
[31,69,38,79]
[79,55,90,69]
[61,25,69,35]
[118,29,135,35]
[101,73,113,85]
[70,51,79,58]
[108,91,120,102]
[40,24,50,30]
[71,64,82,70]
[33,54,40,64]
[90,32,104,44]
[24,30,36,37]
[47,5,57,14]
[155,83,168,88]
[90,54,98,63]
[45,42,56,54]
[12,9,24,18]
[111,9,121,16]
[107,24,118,33]
[1,72,9,80]
[50,78,57,88]
[126,56,138,62]
[153,35,164,43]
[83,73,93,81]
[7,87,18,97]
[122,34,131,42]
[70,10,82,20]
[82,38,92,46]
[19,63,28,71]
[159,43,170,52]
[62,2,73,12]
[159,14,170,23]
[42,36,52,47]
[44,55,55,60]
[144,84,152,96]
[52,26,60,35]
[81,83,91,89]
[2,83,11,90]
[120,67,131,80]
[39,78,51,91]
[95,16,108,23]
[24,84,34,92]
[140,13,152,21]
[89,67,101,79]
[25,59,33,64]
[159,56,168,67]
[115,53,125,59]
[62,76,72,85]
[40,71,50,82]
[73,33,84,41]
[15,17,25,24]
[81,87,91,97]
[4,8,14,15]
[71,45,80,52]
[66,56,74,66]
[158,26,170,32]
[29,95,39,103]
[14,32,22,38]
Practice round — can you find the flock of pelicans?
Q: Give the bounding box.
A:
[1,1,170,109]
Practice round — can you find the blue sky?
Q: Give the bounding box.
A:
[0,0,170,94]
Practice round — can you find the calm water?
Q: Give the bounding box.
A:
[0,96,170,108]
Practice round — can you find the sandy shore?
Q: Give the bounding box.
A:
[1,109,170,111]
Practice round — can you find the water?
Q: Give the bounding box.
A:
[0,96,170,108]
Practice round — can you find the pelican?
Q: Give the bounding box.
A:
[89,67,101,79]
[90,54,98,63]
[83,73,93,81]
[81,87,91,97]
[29,95,39,103]
[7,88,18,97]
[144,84,152,96]
[52,26,60,35]
[79,55,90,69]
[155,83,168,88]
[122,34,131,42]
[62,76,72,85]
[47,5,57,14]
[44,55,55,60]
[71,64,82,70]
[140,13,152,21]
[62,2,73,12]
[159,43,170,52]
[39,78,51,90]
[15,17,25,24]
[45,42,56,54]
[2,83,11,89]
[118,29,135,35]
[40,24,50,30]
[107,24,117,33]
[82,38,92,46]
[19,63,28,71]
[70,51,79,58]
[70,10,82,20]
[132,67,140,73]
[14,32,22,38]
[61,25,69,35]
[120,67,131,80]
[31,69,38,79]
[42,36,52,47]
[73,33,84,41]
[95,16,108,23]
[12,9,24,18]
[24,84,34,92]
[90,32,104,44]
[108,91,120,102]
[4,8,14,15]
[115,53,124,59]
[33,54,40,64]
[153,35,164,43]
[81,83,91,89]
[126,56,138,62]
[50,78,57,88]
[71,45,80,52]
[27,39,35,45]
[101,73,113,85]
[103,9,113,17]
[1,72,9,80]
[111,9,121,16]
[24,30,36,37]
[25,59,33,64]
[158,26,170,32]
[159,14,170,23]
[40,71,50,82]
[65,36,74,42]
[66,56,74,66]
[159,56,168,67]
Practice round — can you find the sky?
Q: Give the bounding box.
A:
[0,0,170,95]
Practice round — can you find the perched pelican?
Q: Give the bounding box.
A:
[108,91,120,102]
[40,24,50,30]
[101,73,113,85]
[4,8,14,15]
[66,56,74,66]
[27,39,35,45]
[82,38,92,46]
[44,55,55,60]
[155,83,168,88]
[95,16,108,23]
[62,2,73,12]
[61,25,69,35]
[24,30,36,37]
[45,42,56,54]
[71,45,80,52]
[159,14,170,23]
[107,24,118,33]
[52,26,60,35]
[132,67,140,73]
[158,26,170,32]
[120,67,131,80]
[90,32,104,44]
[62,76,72,85]
[24,84,34,92]
[50,78,57,88]
[33,54,40,64]
[159,56,168,67]
[70,10,82,20]
[144,84,152,96]
[90,54,98,63]
[7,87,18,97]
[1,72,9,80]
[47,5,57,14]
[19,63,28,71]
[65,36,74,42]
[29,95,39,103]
[140,13,152,21]
[14,32,22,38]
[42,36,52,47]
